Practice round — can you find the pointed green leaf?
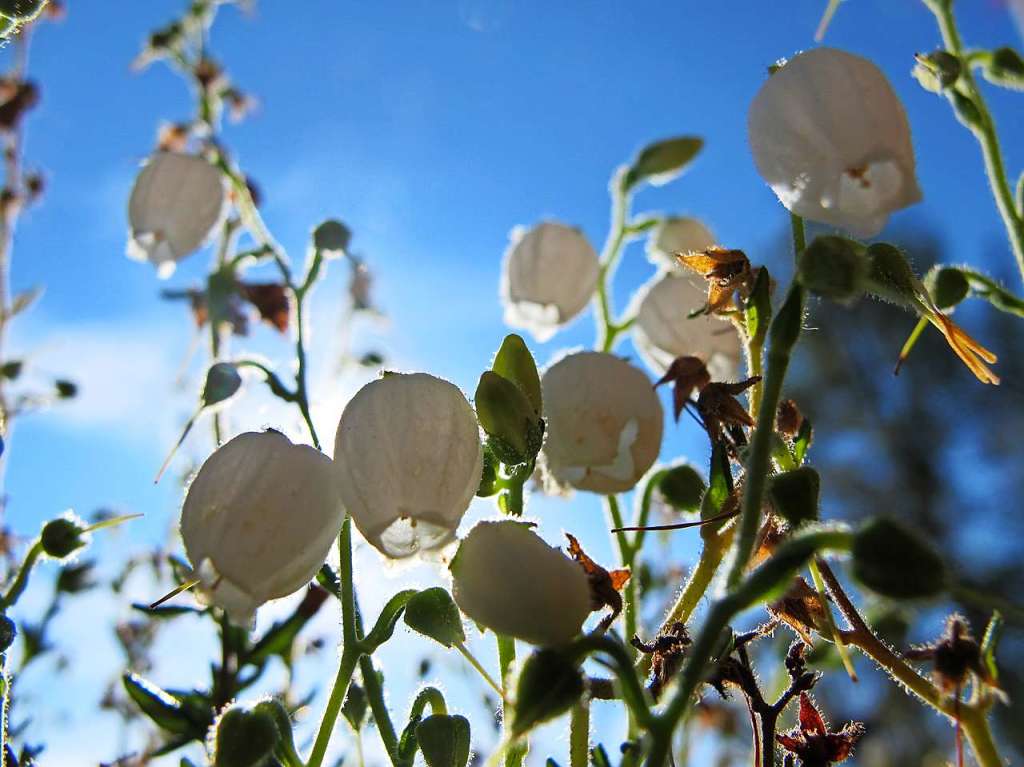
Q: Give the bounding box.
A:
[624,136,703,190]
[492,334,542,415]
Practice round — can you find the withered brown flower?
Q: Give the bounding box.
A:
[565,532,630,634]
[696,377,761,447]
[240,281,291,333]
[776,693,865,767]
[768,577,828,647]
[654,355,711,422]
[632,622,691,700]
[904,614,1000,696]
[676,247,752,315]
[777,399,804,436]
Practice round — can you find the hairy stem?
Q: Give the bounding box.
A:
[569,701,590,767]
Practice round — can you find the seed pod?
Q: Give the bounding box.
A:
[749,48,921,237]
[645,216,716,271]
[541,352,664,494]
[333,373,483,558]
[181,431,343,625]
[127,152,227,277]
[797,235,870,304]
[450,520,591,646]
[40,512,89,560]
[500,222,600,342]
[629,271,742,381]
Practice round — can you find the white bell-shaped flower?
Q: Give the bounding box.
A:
[451,520,591,646]
[180,431,343,625]
[333,373,483,558]
[629,271,743,381]
[500,221,600,342]
[541,351,663,494]
[646,216,716,270]
[127,152,227,277]
[748,47,921,238]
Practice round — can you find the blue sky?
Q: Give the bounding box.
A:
[3,1,1023,765]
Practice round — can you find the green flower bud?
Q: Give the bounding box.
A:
[416,714,471,767]
[656,463,706,513]
[768,467,820,527]
[924,266,969,310]
[40,513,88,560]
[950,90,982,131]
[312,219,351,255]
[982,47,1024,91]
[511,648,584,737]
[208,701,281,767]
[475,371,543,465]
[852,517,948,599]
[866,242,918,305]
[912,50,961,93]
[0,614,16,653]
[202,362,242,408]
[403,587,466,648]
[491,334,542,415]
[797,235,869,304]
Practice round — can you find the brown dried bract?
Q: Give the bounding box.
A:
[696,377,761,447]
[240,281,291,333]
[768,577,828,646]
[777,399,804,436]
[676,247,752,315]
[565,532,630,634]
[776,693,865,767]
[632,622,691,700]
[904,614,1001,697]
[654,355,711,422]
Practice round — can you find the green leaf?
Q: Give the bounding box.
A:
[6,286,42,319]
[590,745,612,767]
[246,586,328,665]
[403,587,466,648]
[744,266,773,344]
[623,136,703,190]
[492,334,542,415]
[362,589,417,651]
[416,714,471,767]
[792,417,813,466]
[980,610,1003,684]
[122,673,196,736]
[131,602,204,619]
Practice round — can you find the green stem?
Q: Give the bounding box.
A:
[360,653,400,764]
[594,170,632,352]
[409,686,448,719]
[0,540,42,609]
[497,635,526,767]
[725,216,806,588]
[605,495,638,657]
[456,642,505,701]
[927,0,1024,285]
[307,518,360,767]
[569,702,590,767]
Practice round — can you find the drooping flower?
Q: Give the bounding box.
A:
[333,372,483,558]
[500,222,600,342]
[127,152,227,277]
[541,351,663,494]
[629,271,743,381]
[776,693,865,767]
[645,216,716,271]
[180,431,343,625]
[450,520,591,646]
[748,47,922,238]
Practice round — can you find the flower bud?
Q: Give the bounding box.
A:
[645,216,716,270]
[333,373,483,558]
[924,266,969,310]
[912,50,961,93]
[208,700,281,767]
[404,587,466,648]
[511,647,585,736]
[629,272,742,382]
[768,467,820,527]
[475,371,543,465]
[981,47,1024,91]
[541,352,664,494]
[180,431,343,625]
[852,517,948,599]
[127,152,227,277]
[312,219,351,255]
[416,714,471,767]
[500,222,600,342]
[450,520,591,646]
[40,512,88,560]
[797,235,869,304]
[656,462,706,513]
[749,48,921,237]
[0,614,16,653]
